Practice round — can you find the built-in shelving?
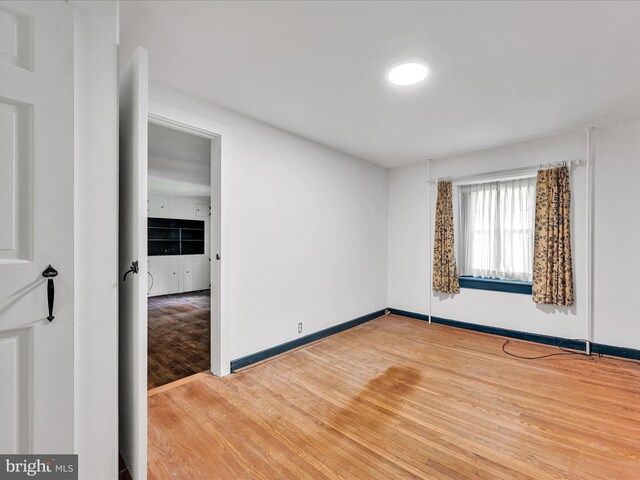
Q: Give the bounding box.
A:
[148,217,205,256]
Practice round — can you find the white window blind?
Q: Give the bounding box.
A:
[458,177,536,282]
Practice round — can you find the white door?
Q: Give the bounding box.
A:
[119,47,148,480]
[166,257,180,294]
[147,195,157,216]
[181,257,194,292]
[195,256,210,291]
[154,257,168,296]
[147,258,158,297]
[0,1,74,454]
[196,203,208,217]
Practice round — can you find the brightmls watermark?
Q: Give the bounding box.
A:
[0,455,77,480]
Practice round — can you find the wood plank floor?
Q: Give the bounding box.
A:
[148,290,210,389]
[147,314,640,479]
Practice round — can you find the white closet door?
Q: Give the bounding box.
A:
[166,257,180,294]
[181,256,194,292]
[147,258,159,296]
[157,195,167,216]
[166,196,177,218]
[147,195,159,217]
[155,258,166,296]
[0,1,74,453]
[202,256,212,290]
[179,197,191,218]
[196,203,208,217]
[190,256,201,291]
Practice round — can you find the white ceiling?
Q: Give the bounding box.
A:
[148,122,211,196]
[121,1,640,168]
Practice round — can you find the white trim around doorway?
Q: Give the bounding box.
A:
[147,107,230,377]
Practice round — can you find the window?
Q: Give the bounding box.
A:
[458,177,536,284]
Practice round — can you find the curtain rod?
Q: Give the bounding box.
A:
[427,159,584,184]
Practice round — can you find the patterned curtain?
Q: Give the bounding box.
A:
[433,180,460,294]
[532,166,574,306]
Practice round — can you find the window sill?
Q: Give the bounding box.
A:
[459,276,532,295]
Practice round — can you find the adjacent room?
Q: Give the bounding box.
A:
[0,2,639,480]
[146,122,213,389]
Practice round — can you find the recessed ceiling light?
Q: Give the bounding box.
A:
[387,62,429,86]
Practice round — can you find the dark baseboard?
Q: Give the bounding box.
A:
[388,308,430,322]
[230,307,640,372]
[430,316,587,351]
[591,343,640,360]
[388,308,640,361]
[230,309,387,371]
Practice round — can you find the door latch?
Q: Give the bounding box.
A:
[42,265,58,322]
[122,260,139,282]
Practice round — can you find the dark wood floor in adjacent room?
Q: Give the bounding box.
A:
[147,314,640,479]
[147,290,210,389]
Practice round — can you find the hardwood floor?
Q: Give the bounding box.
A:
[147,314,640,479]
[147,290,210,389]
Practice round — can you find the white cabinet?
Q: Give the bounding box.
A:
[147,255,210,297]
[148,194,209,220]
[147,194,212,296]
[196,203,208,217]
[194,256,210,290]
[147,196,159,216]
[148,255,179,296]
[165,256,181,294]
[154,195,168,215]
[147,257,159,296]
[199,256,211,289]
[181,256,195,293]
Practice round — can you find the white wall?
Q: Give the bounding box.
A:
[389,132,588,340]
[388,124,640,350]
[593,121,640,349]
[149,84,389,362]
[72,1,119,479]
[387,163,430,314]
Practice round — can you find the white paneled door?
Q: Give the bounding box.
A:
[0,1,74,453]
[119,47,149,480]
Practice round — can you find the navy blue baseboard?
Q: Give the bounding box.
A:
[230,309,387,372]
[388,308,430,322]
[230,307,640,372]
[591,343,640,360]
[388,308,640,360]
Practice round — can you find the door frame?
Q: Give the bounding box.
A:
[147,110,227,377]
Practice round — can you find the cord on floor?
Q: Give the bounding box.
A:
[502,339,640,366]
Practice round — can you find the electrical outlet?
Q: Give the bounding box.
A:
[298,322,303,334]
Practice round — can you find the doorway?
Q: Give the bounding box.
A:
[119,48,226,479]
[146,122,217,389]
